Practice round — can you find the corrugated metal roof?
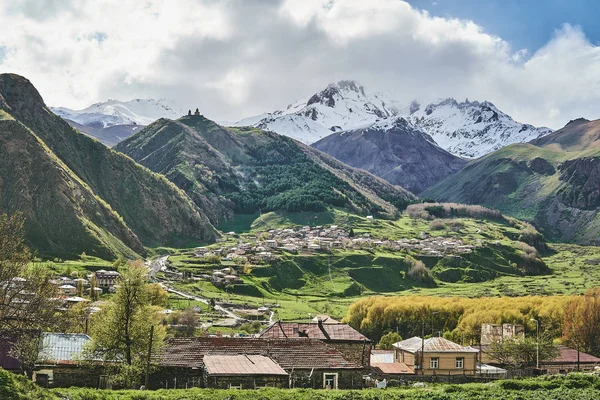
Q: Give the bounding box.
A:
[549,346,600,364]
[37,333,91,364]
[393,337,479,353]
[258,321,370,342]
[372,362,414,374]
[203,355,288,376]
[157,337,363,370]
[371,350,394,364]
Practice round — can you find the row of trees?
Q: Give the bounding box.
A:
[346,293,600,357]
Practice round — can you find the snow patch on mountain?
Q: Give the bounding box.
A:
[232,81,552,158]
[231,80,402,144]
[51,98,184,128]
[405,98,553,158]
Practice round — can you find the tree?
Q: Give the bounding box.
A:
[376,331,403,350]
[487,334,559,369]
[0,213,60,375]
[89,273,98,301]
[168,308,199,337]
[563,288,600,356]
[145,283,168,307]
[87,261,165,388]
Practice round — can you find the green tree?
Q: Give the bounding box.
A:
[145,283,168,307]
[87,261,165,388]
[376,331,403,350]
[0,213,60,375]
[487,334,559,369]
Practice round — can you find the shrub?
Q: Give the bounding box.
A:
[429,219,446,230]
[405,256,433,283]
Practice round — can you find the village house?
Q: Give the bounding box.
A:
[393,337,479,375]
[152,337,366,390]
[93,270,120,290]
[34,333,102,388]
[59,284,77,296]
[258,320,372,367]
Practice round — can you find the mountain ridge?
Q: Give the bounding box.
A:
[115,113,416,226]
[312,117,467,193]
[0,73,218,258]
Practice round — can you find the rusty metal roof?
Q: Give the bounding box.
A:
[372,362,414,375]
[548,346,600,364]
[157,337,363,370]
[258,321,370,342]
[203,355,288,376]
[394,337,479,353]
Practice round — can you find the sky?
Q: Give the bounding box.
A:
[1,0,600,129]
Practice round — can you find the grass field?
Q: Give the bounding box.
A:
[49,374,600,400]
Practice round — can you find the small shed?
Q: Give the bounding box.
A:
[203,354,288,389]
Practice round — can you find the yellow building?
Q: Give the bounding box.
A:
[393,337,479,375]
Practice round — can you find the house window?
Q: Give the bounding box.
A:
[323,373,338,389]
[430,357,439,369]
[229,383,242,389]
[456,357,464,369]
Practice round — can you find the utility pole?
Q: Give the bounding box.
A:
[530,318,539,369]
[145,325,154,389]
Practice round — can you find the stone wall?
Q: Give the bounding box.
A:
[205,374,288,389]
[327,341,372,367]
[34,366,105,388]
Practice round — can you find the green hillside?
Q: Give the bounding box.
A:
[0,74,218,258]
[115,115,415,227]
[423,119,600,245]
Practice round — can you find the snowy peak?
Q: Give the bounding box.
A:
[51,98,184,128]
[231,80,401,143]
[406,97,552,158]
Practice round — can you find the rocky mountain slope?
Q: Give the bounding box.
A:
[115,113,415,226]
[51,98,183,145]
[423,118,600,244]
[406,98,552,158]
[231,80,402,144]
[312,117,467,193]
[0,74,217,258]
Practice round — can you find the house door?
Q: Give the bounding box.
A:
[323,373,338,390]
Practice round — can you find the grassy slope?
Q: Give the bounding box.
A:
[0,73,218,257]
[115,115,414,227]
[423,141,600,244]
[162,210,600,323]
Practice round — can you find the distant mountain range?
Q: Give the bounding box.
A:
[0,74,217,258]
[231,80,552,159]
[50,99,183,146]
[424,118,600,245]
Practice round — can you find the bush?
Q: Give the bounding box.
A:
[405,256,433,284]
[429,219,446,230]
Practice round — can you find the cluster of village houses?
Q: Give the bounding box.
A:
[50,270,121,306]
[3,316,598,390]
[194,225,476,266]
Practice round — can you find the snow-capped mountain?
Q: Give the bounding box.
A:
[231,80,402,144]
[232,81,552,158]
[405,98,553,158]
[51,98,184,128]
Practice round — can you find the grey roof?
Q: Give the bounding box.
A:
[393,337,479,354]
[37,333,91,364]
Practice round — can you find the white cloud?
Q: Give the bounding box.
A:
[0,0,599,129]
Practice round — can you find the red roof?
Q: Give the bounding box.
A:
[157,337,363,370]
[547,346,600,364]
[372,362,414,375]
[203,355,288,376]
[258,321,370,342]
